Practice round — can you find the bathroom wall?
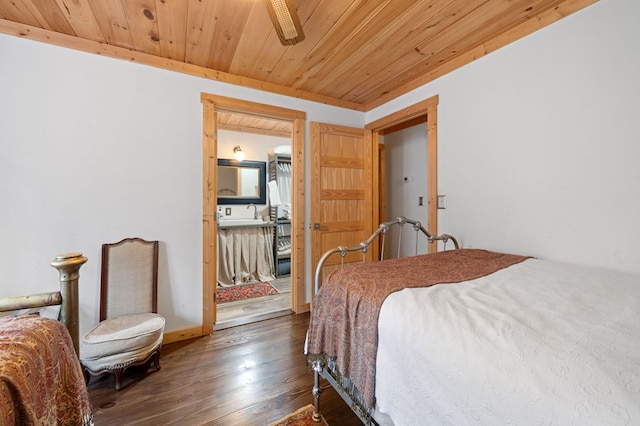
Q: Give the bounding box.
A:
[217,129,290,220]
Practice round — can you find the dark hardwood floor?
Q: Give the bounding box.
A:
[87,312,362,425]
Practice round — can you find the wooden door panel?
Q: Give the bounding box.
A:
[310,122,373,297]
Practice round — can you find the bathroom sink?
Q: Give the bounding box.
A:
[219,218,265,227]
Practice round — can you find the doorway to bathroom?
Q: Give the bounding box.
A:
[215,130,293,329]
[201,94,306,334]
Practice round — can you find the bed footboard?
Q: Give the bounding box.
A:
[314,216,458,295]
[310,216,459,424]
[0,252,87,355]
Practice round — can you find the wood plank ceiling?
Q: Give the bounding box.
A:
[0,0,596,112]
[217,111,292,137]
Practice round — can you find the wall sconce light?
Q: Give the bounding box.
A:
[233,146,245,161]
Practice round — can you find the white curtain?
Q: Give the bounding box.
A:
[217,227,275,286]
[276,162,292,219]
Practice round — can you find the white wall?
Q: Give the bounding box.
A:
[383,124,429,257]
[368,0,640,276]
[0,34,363,336]
[2,0,639,338]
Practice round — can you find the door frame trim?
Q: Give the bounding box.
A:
[366,95,439,252]
[200,93,306,335]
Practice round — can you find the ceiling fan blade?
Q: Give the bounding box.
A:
[263,0,305,46]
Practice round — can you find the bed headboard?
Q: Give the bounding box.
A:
[314,216,458,294]
[0,252,87,355]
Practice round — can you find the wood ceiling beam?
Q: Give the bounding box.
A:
[0,18,366,112]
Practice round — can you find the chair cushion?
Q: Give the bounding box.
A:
[80,337,163,372]
[80,313,165,361]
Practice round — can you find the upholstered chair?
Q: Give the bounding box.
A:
[80,238,165,390]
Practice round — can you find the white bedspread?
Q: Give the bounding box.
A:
[375,258,640,425]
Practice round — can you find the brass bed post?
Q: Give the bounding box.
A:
[0,252,87,356]
[50,252,88,356]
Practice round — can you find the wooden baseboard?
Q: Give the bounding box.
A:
[296,303,310,313]
[214,309,293,331]
[163,303,310,344]
[162,326,203,345]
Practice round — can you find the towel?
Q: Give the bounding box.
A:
[268,180,282,206]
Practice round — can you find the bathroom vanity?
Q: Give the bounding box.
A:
[217,219,276,286]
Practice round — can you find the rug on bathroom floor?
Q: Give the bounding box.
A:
[217,282,279,304]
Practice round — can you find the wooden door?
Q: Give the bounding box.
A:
[310,122,374,298]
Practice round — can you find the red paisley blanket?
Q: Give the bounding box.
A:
[306,249,529,409]
[0,316,93,425]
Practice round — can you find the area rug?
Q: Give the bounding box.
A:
[216,281,279,304]
[268,404,328,426]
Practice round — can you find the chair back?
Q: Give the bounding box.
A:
[100,238,159,321]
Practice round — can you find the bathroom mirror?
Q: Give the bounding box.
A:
[217,158,266,205]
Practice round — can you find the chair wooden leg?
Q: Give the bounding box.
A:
[114,370,124,391]
[82,367,90,385]
[153,349,161,370]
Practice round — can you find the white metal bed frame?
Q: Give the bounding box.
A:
[310,216,459,424]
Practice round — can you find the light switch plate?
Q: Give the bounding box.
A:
[437,195,446,209]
